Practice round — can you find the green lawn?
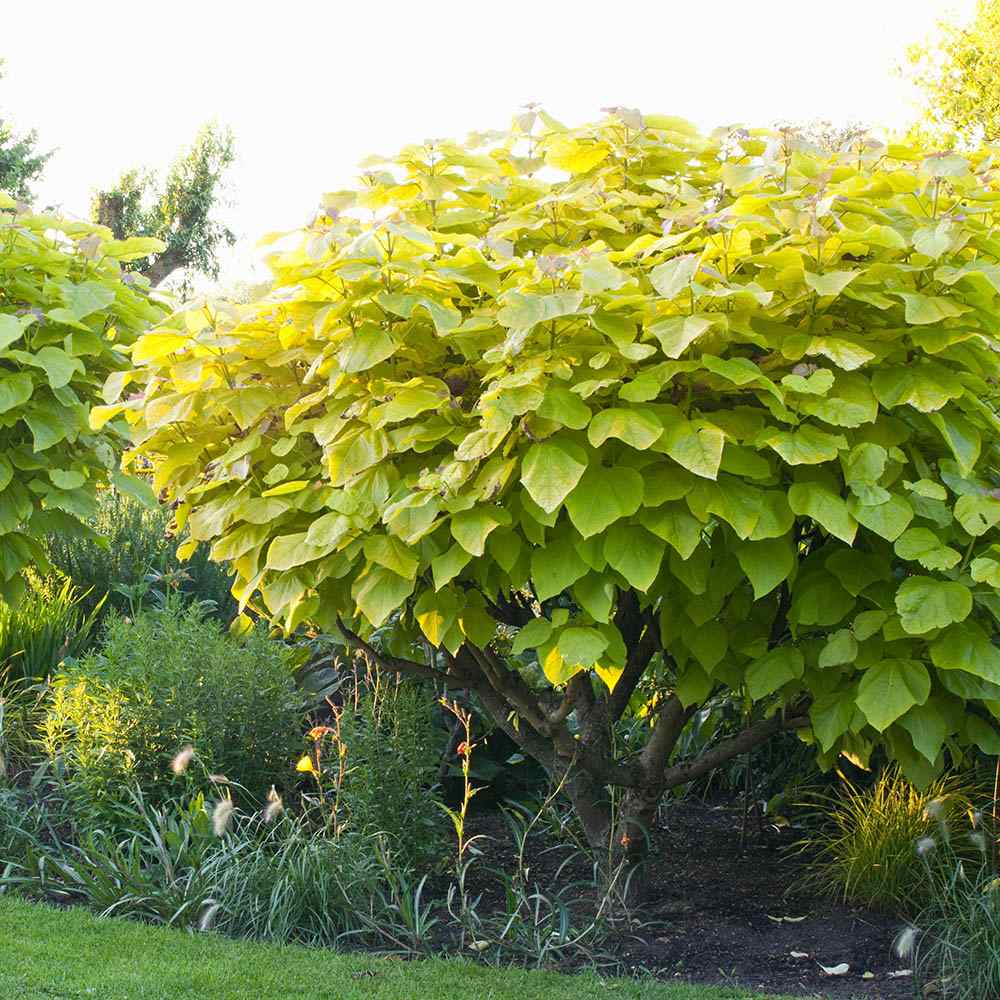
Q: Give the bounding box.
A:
[0,896,794,1000]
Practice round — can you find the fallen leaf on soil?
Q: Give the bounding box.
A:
[790,951,810,959]
[888,969,913,978]
[862,971,875,979]
[767,914,807,923]
[819,962,850,976]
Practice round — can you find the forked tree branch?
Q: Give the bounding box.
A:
[466,643,554,735]
[639,693,698,779]
[659,710,809,790]
[473,678,557,770]
[337,617,452,684]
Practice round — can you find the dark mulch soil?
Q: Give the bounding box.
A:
[463,799,914,1000]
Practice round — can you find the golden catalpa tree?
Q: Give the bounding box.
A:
[113,109,1000,864]
[0,194,166,605]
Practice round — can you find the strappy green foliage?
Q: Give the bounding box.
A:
[121,110,1000,784]
[0,197,166,603]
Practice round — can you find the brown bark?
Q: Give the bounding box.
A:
[142,249,186,287]
[94,190,184,287]
[95,192,126,239]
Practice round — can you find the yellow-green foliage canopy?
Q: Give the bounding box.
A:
[0,195,166,602]
[121,111,1000,782]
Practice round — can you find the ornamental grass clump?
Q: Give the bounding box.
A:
[803,767,981,912]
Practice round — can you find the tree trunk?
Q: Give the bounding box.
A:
[562,764,613,855]
[561,764,666,905]
[610,785,665,903]
[615,786,661,865]
[142,249,185,287]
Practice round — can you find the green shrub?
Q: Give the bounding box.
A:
[40,604,305,817]
[335,673,444,865]
[205,820,402,948]
[0,577,102,685]
[45,489,236,621]
[0,783,621,966]
[802,768,981,913]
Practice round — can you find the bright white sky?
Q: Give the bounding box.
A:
[3,0,980,285]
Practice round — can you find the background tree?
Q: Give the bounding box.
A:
[115,111,1000,874]
[92,123,236,289]
[0,60,50,200]
[906,0,1000,144]
[0,195,166,604]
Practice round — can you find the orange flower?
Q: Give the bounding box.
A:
[308,725,334,740]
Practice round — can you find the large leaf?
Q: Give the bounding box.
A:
[450,507,506,556]
[848,494,913,542]
[521,440,588,514]
[587,408,663,449]
[649,254,700,299]
[531,535,589,601]
[746,647,804,699]
[734,537,795,599]
[663,420,724,479]
[895,577,972,635]
[856,660,931,731]
[787,482,857,544]
[648,315,712,358]
[642,504,703,558]
[0,315,26,351]
[338,326,397,372]
[353,566,415,628]
[558,627,609,667]
[565,466,644,538]
[603,524,665,591]
[893,527,960,571]
[930,621,1000,684]
[954,494,1000,536]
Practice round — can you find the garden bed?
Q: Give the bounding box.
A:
[464,799,912,1000]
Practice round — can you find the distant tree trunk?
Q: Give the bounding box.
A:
[95,192,126,239]
[95,189,183,287]
[142,250,185,287]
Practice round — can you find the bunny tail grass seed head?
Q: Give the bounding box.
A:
[170,744,195,775]
[212,798,234,837]
[895,925,918,959]
[263,786,283,823]
[198,899,221,932]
